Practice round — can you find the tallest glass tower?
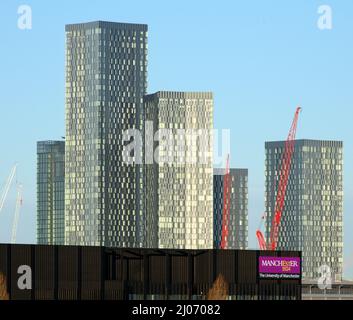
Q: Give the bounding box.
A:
[64,21,148,247]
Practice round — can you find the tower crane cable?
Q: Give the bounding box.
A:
[11,183,23,244]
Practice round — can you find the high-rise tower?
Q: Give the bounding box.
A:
[65,21,148,247]
[37,141,65,245]
[144,91,214,249]
[265,139,343,280]
[213,168,248,249]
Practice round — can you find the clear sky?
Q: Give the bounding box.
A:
[0,0,352,278]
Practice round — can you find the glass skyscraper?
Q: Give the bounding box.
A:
[213,168,248,249]
[144,91,214,249]
[265,139,343,280]
[37,141,65,245]
[64,21,148,247]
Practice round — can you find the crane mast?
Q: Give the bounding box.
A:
[269,107,301,250]
[256,107,301,250]
[11,183,23,244]
[256,228,267,250]
[220,154,231,249]
[0,164,17,215]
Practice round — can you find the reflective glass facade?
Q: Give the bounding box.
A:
[65,21,147,247]
[265,139,343,280]
[37,141,65,245]
[213,168,248,249]
[144,91,214,249]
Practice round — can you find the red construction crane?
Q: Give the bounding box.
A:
[256,107,301,250]
[256,218,267,250]
[220,154,231,249]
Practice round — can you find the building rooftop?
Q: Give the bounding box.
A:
[65,21,148,32]
[144,91,213,100]
[265,139,343,147]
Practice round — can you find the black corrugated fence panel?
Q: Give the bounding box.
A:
[81,287,101,300]
[215,250,236,283]
[149,255,166,283]
[81,246,102,284]
[237,250,257,283]
[34,245,55,300]
[170,282,187,295]
[171,255,187,283]
[105,280,124,300]
[0,245,302,300]
[57,245,78,300]
[128,258,143,282]
[194,251,211,284]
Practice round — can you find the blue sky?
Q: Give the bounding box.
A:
[0,0,352,278]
